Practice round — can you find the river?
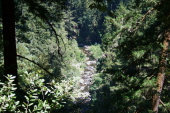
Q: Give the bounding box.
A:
[60,46,97,113]
[78,46,97,113]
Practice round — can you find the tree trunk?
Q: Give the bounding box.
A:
[152,29,170,112]
[2,0,18,85]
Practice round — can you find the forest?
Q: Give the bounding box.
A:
[0,0,170,112]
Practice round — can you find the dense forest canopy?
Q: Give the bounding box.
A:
[0,0,170,112]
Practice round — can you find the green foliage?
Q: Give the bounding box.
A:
[89,44,103,59]
[16,4,87,79]
[1,0,170,112]
[0,75,19,112]
[0,2,88,112]
[17,0,67,23]
[67,0,105,44]
[90,73,103,91]
[0,74,85,112]
[89,73,112,113]
[90,0,170,112]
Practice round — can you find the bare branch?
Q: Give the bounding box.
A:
[46,20,66,57]
[17,54,54,76]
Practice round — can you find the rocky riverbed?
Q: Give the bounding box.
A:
[78,45,97,112]
[63,46,97,113]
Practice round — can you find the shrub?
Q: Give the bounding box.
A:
[89,44,103,60]
[0,74,84,112]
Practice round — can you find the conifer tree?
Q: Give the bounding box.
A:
[151,0,170,112]
[92,0,170,112]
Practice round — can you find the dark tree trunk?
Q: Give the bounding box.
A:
[2,0,18,85]
[152,29,170,112]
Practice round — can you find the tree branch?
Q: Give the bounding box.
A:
[45,20,66,57]
[17,54,54,76]
[134,107,144,113]
[131,8,154,32]
[160,99,170,112]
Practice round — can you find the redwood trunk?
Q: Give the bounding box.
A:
[152,30,170,112]
[2,0,18,85]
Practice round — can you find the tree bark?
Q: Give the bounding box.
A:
[152,29,170,112]
[2,0,18,85]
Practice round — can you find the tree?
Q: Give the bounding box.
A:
[1,0,67,86]
[2,0,18,85]
[92,0,170,112]
[152,29,170,112]
[152,0,170,112]
[67,0,105,45]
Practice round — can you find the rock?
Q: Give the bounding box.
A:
[86,57,89,60]
[80,86,85,91]
[84,45,89,48]
[86,61,96,65]
[90,60,97,65]
[77,45,97,110]
[79,79,84,84]
[82,75,88,79]
[83,85,89,92]
[84,71,92,75]
[84,66,94,72]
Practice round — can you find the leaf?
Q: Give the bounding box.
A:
[29,103,34,106]
[25,96,29,101]
[15,101,20,105]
